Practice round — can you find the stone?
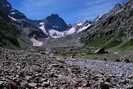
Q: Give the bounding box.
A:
[28,82,37,87]
[38,87,43,89]
[25,76,32,80]
[128,74,133,79]
[127,86,133,89]
[41,81,50,87]
[0,81,4,85]
[94,48,108,54]
[20,81,28,87]
[124,58,130,63]
[100,82,110,89]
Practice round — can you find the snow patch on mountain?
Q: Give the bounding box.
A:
[38,21,92,39]
[30,38,43,46]
[8,15,17,21]
[77,22,83,26]
[64,27,76,35]
[10,11,16,15]
[48,22,91,38]
[39,22,48,35]
[49,30,65,38]
[77,23,91,33]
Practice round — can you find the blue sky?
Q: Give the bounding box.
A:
[8,0,128,24]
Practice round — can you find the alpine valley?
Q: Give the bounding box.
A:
[0,0,92,48]
[1,0,133,89]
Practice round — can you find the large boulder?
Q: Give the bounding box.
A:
[95,48,108,54]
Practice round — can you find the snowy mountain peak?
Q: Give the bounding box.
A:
[38,20,92,39]
[0,0,92,47]
[44,14,69,31]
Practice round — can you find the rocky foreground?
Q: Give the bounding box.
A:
[0,48,133,89]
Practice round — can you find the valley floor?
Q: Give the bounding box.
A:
[66,57,133,77]
[0,48,133,89]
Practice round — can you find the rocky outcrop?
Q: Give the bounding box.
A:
[94,48,108,54]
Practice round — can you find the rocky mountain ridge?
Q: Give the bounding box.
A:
[0,0,92,47]
[80,0,133,53]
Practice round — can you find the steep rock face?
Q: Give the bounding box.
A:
[111,3,124,13]
[36,14,70,38]
[37,16,92,39]
[9,9,27,20]
[43,14,69,32]
[0,0,12,14]
[29,14,70,33]
[81,0,133,51]
[8,10,47,40]
[97,3,124,23]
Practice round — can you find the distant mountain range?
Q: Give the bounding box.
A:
[0,0,92,47]
[1,0,132,50]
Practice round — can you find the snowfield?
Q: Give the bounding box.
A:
[30,38,43,46]
[39,22,92,39]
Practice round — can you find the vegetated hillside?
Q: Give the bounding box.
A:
[0,11,31,49]
[81,0,133,52]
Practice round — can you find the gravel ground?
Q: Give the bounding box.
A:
[0,48,133,89]
[66,58,133,77]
